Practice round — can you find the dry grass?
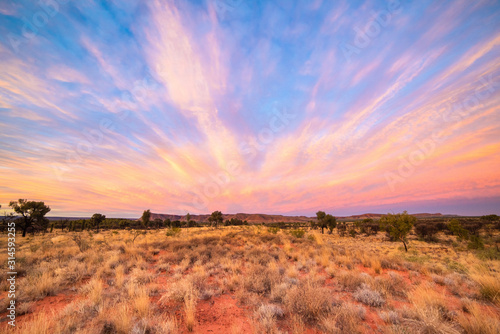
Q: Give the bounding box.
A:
[284,280,333,323]
[471,274,500,306]
[457,300,500,334]
[184,284,198,332]
[81,277,103,307]
[1,225,499,333]
[133,286,150,317]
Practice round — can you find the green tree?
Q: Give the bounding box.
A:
[60,219,69,232]
[317,211,337,235]
[316,211,326,234]
[153,218,163,229]
[481,214,499,222]
[447,219,469,241]
[141,209,151,229]
[9,199,51,237]
[309,220,317,229]
[90,213,106,233]
[379,211,415,252]
[208,211,223,228]
[325,214,337,234]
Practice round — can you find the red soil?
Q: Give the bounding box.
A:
[187,294,254,333]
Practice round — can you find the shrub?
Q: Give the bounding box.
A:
[447,219,469,241]
[379,311,400,324]
[467,235,484,250]
[256,303,285,320]
[359,220,380,236]
[290,229,305,238]
[415,223,439,242]
[268,227,280,234]
[338,271,366,291]
[463,222,482,236]
[255,304,284,333]
[353,284,385,307]
[166,227,181,237]
[244,265,281,294]
[72,235,91,252]
[321,303,365,333]
[284,281,332,322]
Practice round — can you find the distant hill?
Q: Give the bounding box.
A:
[149,212,449,224]
[338,213,446,219]
[149,212,312,224]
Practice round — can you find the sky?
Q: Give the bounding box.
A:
[0,0,499,218]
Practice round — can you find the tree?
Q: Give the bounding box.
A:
[208,211,223,228]
[358,218,380,236]
[379,211,415,252]
[153,218,163,229]
[91,213,106,232]
[61,219,69,232]
[316,211,326,234]
[447,219,469,241]
[481,214,499,222]
[325,214,337,234]
[141,209,151,229]
[9,199,51,237]
[337,221,347,237]
[415,223,439,242]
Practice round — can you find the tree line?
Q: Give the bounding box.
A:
[2,199,499,254]
[0,201,244,236]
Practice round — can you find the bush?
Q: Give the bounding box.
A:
[290,229,305,238]
[353,284,385,307]
[463,222,482,236]
[476,247,500,261]
[166,227,181,237]
[467,235,484,250]
[447,219,469,241]
[268,227,280,234]
[72,235,91,252]
[337,222,347,237]
[359,220,380,236]
[284,282,332,322]
[243,265,281,294]
[415,223,439,242]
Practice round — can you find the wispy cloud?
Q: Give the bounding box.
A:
[0,0,499,217]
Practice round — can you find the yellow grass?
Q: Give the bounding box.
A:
[1,225,499,333]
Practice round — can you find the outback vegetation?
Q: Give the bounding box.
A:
[1,203,500,333]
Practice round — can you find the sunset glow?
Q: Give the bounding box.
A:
[1,0,499,217]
